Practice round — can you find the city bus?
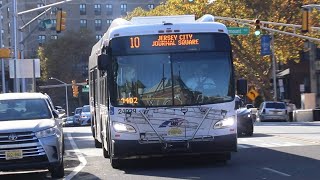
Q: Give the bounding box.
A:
[88,14,243,168]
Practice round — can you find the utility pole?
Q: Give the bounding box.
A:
[10,0,74,92]
[13,0,19,92]
[271,33,277,101]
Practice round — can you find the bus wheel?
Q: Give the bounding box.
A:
[110,157,121,169]
[102,135,109,158]
[94,138,102,148]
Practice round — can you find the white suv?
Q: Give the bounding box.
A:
[257,101,288,122]
[0,93,64,178]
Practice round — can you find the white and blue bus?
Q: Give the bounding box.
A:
[88,14,243,168]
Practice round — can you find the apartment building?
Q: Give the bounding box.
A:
[0,0,163,92]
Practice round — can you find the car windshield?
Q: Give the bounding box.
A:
[266,102,285,109]
[0,99,51,121]
[110,52,233,107]
[75,108,82,114]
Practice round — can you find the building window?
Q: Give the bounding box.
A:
[37,3,44,14]
[6,7,9,18]
[38,20,45,31]
[96,35,102,41]
[80,19,87,28]
[38,35,46,44]
[106,19,113,26]
[95,19,102,31]
[51,35,58,40]
[7,22,10,34]
[94,4,101,15]
[80,4,86,15]
[51,7,57,15]
[51,19,57,30]
[106,4,113,15]
[120,4,127,15]
[147,4,154,9]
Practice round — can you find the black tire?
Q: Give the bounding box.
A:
[94,138,102,148]
[110,157,121,169]
[246,123,254,136]
[102,135,109,158]
[50,158,65,178]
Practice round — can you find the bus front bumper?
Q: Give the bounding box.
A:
[112,134,237,159]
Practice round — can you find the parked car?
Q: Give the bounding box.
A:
[237,106,254,136]
[79,105,91,126]
[0,93,64,178]
[257,101,288,122]
[73,107,82,126]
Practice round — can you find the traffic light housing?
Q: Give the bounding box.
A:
[73,86,79,97]
[72,80,79,97]
[302,8,310,33]
[56,9,67,33]
[254,19,261,36]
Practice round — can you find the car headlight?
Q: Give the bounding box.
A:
[113,122,136,133]
[214,116,235,129]
[35,126,59,138]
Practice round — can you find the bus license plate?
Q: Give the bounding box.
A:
[168,128,182,136]
[5,150,23,160]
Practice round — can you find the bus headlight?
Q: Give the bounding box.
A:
[113,122,136,133]
[213,116,235,129]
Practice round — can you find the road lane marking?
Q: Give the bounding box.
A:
[65,133,87,180]
[275,135,320,144]
[262,167,291,177]
[237,144,251,149]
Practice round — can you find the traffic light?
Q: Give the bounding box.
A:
[254,19,261,36]
[56,9,67,33]
[72,80,79,97]
[302,8,310,33]
[73,86,79,97]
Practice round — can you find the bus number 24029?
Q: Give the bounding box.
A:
[118,108,137,114]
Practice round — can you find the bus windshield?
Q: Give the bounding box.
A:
[110,51,233,107]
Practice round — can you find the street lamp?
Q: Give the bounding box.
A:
[49,77,69,117]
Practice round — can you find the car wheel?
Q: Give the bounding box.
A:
[49,157,65,178]
[246,125,253,136]
[110,155,121,169]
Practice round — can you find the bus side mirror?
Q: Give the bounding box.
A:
[97,54,110,70]
[236,79,247,95]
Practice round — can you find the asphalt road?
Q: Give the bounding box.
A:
[1,121,320,180]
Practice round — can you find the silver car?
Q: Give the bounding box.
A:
[79,105,91,126]
[0,93,64,178]
[257,101,288,122]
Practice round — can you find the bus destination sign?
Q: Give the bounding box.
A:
[111,33,231,55]
[130,34,199,49]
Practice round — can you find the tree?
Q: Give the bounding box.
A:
[38,29,95,109]
[126,0,320,100]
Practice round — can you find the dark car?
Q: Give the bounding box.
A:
[237,107,254,136]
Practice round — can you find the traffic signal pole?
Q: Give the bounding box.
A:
[11,0,74,92]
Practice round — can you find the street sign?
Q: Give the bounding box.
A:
[246,89,259,101]
[261,35,271,56]
[227,27,250,35]
[82,87,89,93]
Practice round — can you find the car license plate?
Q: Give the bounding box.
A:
[5,149,23,160]
[168,128,182,136]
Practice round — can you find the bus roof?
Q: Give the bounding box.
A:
[89,14,228,69]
